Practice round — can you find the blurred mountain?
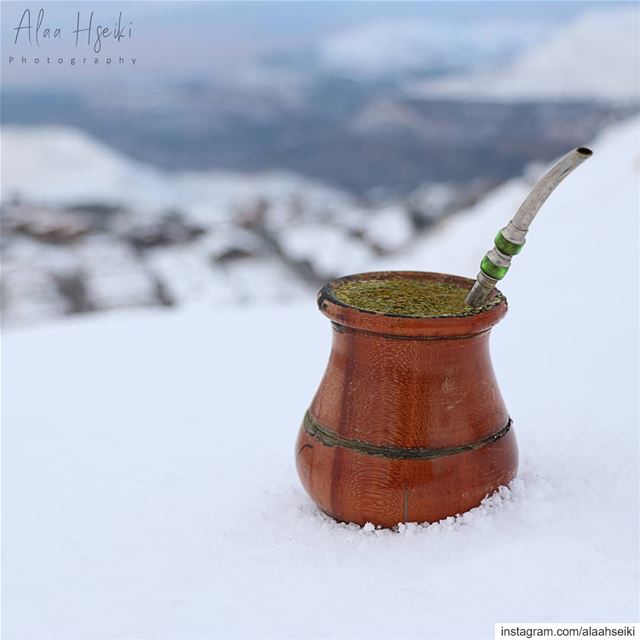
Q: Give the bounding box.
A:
[316,18,549,79]
[2,125,485,325]
[3,8,636,195]
[408,7,640,102]
[3,110,638,326]
[2,6,638,325]
[2,86,629,197]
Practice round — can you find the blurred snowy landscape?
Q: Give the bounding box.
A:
[1,125,482,324]
[2,4,639,327]
[409,7,640,101]
[2,2,639,637]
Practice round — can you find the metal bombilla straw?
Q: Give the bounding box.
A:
[466,147,593,308]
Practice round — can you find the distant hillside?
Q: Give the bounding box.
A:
[2,87,629,196]
[409,7,640,102]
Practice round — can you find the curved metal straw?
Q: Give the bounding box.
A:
[465,147,593,308]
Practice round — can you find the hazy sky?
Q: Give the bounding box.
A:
[1,1,633,88]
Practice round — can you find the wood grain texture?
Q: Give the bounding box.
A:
[295,271,518,528]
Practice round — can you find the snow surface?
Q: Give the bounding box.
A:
[409,7,640,103]
[3,118,639,638]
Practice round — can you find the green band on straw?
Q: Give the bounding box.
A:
[466,147,592,308]
[481,256,509,280]
[494,231,524,256]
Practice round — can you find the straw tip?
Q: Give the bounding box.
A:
[577,147,593,156]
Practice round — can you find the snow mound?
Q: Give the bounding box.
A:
[1,126,163,206]
[409,7,640,102]
[0,125,348,221]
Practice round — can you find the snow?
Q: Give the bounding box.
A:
[278,222,373,278]
[364,205,414,253]
[409,7,640,103]
[1,127,164,208]
[2,125,375,324]
[2,234,162,324]
[3,117,639,637]
[0,126,349,222]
